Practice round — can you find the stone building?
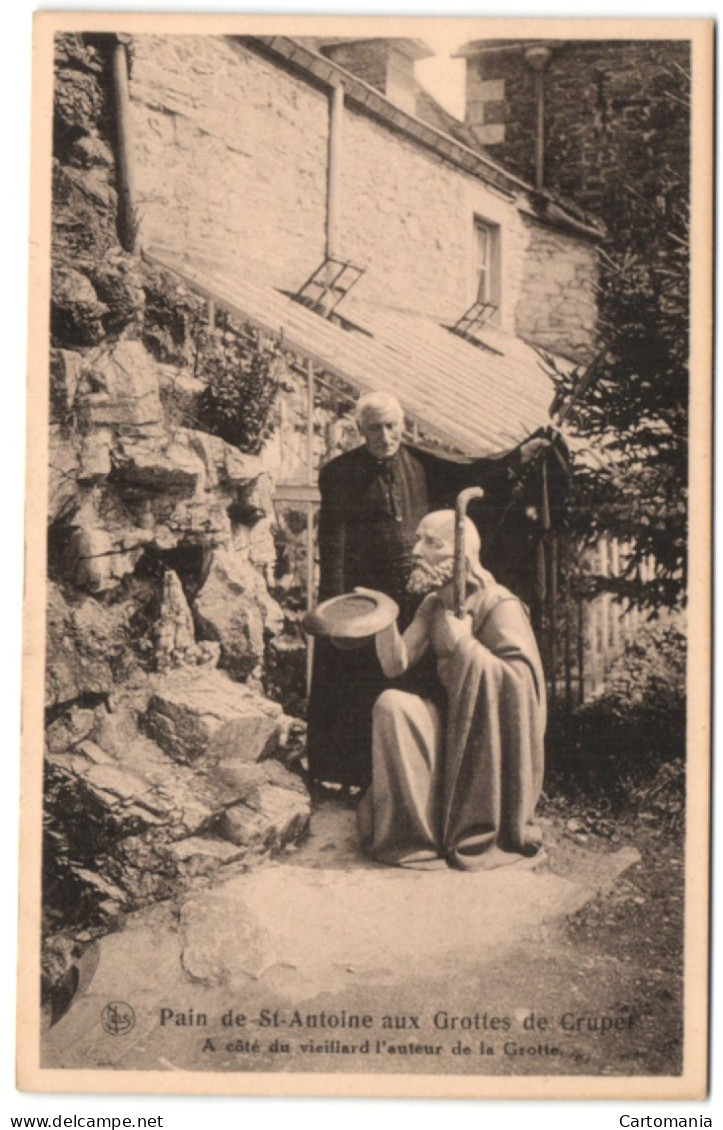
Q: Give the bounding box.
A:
[121,33,603,624]
[129,34,601,367]
[44,31,605,983]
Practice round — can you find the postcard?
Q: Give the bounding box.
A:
[17,12,712,1099]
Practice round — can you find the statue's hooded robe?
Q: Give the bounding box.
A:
[357,581,546,870]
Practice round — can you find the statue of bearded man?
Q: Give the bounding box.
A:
[356,510,547,870]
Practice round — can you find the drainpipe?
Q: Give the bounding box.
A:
[326,82,345,261]
[524,45,553,192]
[112,36,138,253]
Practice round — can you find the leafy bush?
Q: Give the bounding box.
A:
[546,621,686,815]
[142,264,287,453]
[195,323,285,453]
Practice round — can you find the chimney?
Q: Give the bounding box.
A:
[454,39,556,181]
[319,38,432,115]
[454,40,513,146]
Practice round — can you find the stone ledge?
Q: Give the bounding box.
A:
[144,666,287,764]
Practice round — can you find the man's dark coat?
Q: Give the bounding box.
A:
[307,444,430,788]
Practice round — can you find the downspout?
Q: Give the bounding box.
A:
[112,36,139,253]
[524,45,552,192]
[326,81,345,261]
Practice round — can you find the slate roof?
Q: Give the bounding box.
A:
[146,245,558,460]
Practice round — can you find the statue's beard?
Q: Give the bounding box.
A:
[406,557,455,595]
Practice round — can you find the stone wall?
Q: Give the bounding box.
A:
[129,35,329,294]
[45,35,311,978]
[127,34,598,353]
[515,218,598,361]
[464,40,691,219]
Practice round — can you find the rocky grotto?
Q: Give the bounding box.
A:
[43,33,311,1004]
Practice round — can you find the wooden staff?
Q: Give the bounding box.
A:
[454,487,485,619]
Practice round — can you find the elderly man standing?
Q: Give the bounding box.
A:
[306,391,431,792]
[357,510,546,870]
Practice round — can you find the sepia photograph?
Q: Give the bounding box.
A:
[17,12,712,1099]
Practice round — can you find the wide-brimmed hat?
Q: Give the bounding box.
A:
[302,590,398,650]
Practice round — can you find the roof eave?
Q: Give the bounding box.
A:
[237,34,605,239]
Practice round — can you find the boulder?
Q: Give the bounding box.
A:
[186,431,263,492]
[144,666,285,764]
[59,164,117,212]
[74,761,170,831]
[112,437,204,492]
[47,694,305,851]
[45,706,98,755]
[47,727,222,847]
[160,497,232,547]
[89,253,146,335]
[89,696,156,759]
[240,470,275,518]
[194,549,284,680]
[101,835,181,906]
[78,340,163,430]
[78,428,113,482]
[52,160,115,265]
[107,529,154,585]
[69,132,114,171]
[51,266,107,346]
[212,757,307,798]
[158,368,204,427]
[53,59,104,139]
[65,526,115,592]
[216,763,310,852]
[155,569,203,672]
[247,518,277,573]
[166,836,246,878]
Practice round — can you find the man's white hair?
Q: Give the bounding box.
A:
[355,391,404,429]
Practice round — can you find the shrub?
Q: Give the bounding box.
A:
[195,323,285,454]
[142,264,287,454]
[546,620,686,813]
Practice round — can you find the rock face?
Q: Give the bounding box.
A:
[194,549,284,680]
[144,668,287,764]
[46,687,309,928]
[45,584,129,708]
[219,781,310,852]
[44,33,310,972]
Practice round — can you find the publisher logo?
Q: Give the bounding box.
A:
[101,1002,135,1036]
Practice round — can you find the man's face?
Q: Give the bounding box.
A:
[407,516,455,595]
[360,406,403,461]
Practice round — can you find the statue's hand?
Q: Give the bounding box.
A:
[431,608,473,658]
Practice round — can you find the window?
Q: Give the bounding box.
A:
[472,217,501,314]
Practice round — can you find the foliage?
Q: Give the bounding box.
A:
[143,264,287,453]
[546,621,686,821]
[547,56,690,610]
[195,318,286,454]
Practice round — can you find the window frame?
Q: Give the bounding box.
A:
[472,215,502,318]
